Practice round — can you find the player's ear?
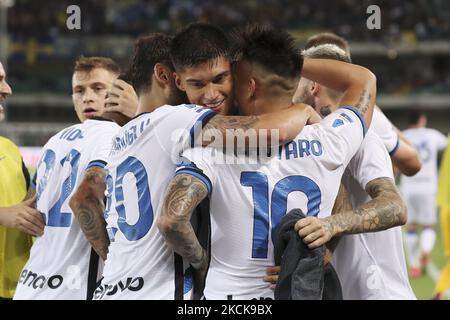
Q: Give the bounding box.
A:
[173,72,185,91]
[311,82,320,97]
[249,78,256,100]
[154,63,170,85]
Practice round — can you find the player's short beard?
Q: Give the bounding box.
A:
[294,86,316,109]
[319,106,332,117]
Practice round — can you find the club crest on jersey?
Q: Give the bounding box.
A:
[332,119,344,128]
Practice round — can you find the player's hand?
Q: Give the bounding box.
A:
[105,79,138,118]
[0,196,44,236]
[295,216,334,248]
[264,266,280,289]
[191,249,209,297]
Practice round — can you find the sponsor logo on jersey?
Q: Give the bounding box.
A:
[93,277,144,299]
[18,269,64,290]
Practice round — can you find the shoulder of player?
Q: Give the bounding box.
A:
[152,104,213,120]
[348,129,389,165]
[0,135,18,149]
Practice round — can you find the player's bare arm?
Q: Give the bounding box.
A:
[301,58,377,127]
[69,166,110,260]
[158,173,208,269]
[324,183,353,253]
[392,131,422,176]
[201,103,320,147]
[296,177,407,248]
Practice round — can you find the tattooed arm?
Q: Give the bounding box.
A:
[200,103,321,148]
[324,183,353,254]
[296,177,407,248]
[157,173,209,269]
[301,58,376,127]
[69,166,109,260]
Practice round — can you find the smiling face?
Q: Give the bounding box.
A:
[72,68,117,122]
[174,56,233,115]
[0,62,12,122]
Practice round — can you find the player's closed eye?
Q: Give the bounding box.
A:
[189,81,205,89]
[213,74,226,84]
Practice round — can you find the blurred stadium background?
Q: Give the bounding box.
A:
[0,0,449,299]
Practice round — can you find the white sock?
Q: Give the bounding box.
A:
[420,228,436,254]
[404,230,420,268]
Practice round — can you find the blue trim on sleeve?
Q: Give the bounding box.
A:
[189,110,216,147]
[339,106,367,138]
[87,160,107,170]
[176,169,212,194]
[389,136,400,157]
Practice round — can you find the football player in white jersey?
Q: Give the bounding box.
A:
[303,32,422,177]
[70,34,188,263]
[13,57,131,300]
[158,25,377,300]
[400,111,448,277]
[290,44,415,299]
[86,33,319,300]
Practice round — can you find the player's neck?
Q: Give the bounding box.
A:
[256,94,293,114]
[136,92,166,114]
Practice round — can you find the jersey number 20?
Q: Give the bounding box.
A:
[105,156,153,241]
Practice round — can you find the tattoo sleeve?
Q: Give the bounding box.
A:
[200,115,259,149]
[158,174,209,265]
[69,166,109,260]
[326,183,352,252]
[325,177,407,237]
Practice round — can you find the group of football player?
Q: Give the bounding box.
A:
[2,22,435,300]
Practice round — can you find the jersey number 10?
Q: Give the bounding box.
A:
[240,171,321,259]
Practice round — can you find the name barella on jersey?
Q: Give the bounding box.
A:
[94,104,215,300]
[400,127,448,194]
[14,119,120,300]
[332,130,416,300]
[178,107,366,300]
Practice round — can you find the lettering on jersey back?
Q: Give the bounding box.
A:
[110,118,151,156]
[59,128,84,141]
[279,139,323,160]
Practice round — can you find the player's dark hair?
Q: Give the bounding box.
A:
[230,24,303,80]
[124,33,173,95]
[305,32,351,59]
[74,56,121,76]
[170,23,230,71]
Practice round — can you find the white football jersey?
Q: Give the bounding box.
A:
[400,128,448,194]
[332,130,416,300]
[94,104,215,300]
[14,119,120,300]
[370,107,400,155]
[179,107,366,300]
